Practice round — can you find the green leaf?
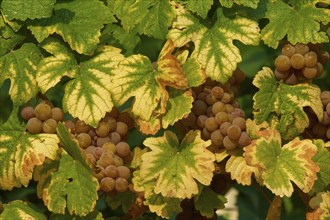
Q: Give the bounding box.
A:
[169,8,260,83]
[1,0,55,21]
[49,210,103,220]
[110,0,175,39]
[162,88,193,129]
[0,23,25,56]
[28,0,114,54]
[0,200,47,220]
[194,186,227,218]
[0,43,42,105]
[1,11,24,31]
[139,130,214,198]
[106,190,136,213]
[244,127,319,197]
[0,107,59,190]
[261,1,330,48]
[182,57,206,87]
[311,140,330,194]
[219,0,259,8]
[252,67,323,140]
[131,147,148,169]
[186,0,213,18]
[43,151,99,216]
[37,39,125,127]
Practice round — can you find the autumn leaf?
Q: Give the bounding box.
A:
[0,200,47,220]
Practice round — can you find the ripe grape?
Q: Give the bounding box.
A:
[215,112,228,125]
[211,86,224,99]
[205,94,217,105]
[113,155,124,166]
[116,122,128,137]
[282,43,295,57]
[109,132,121,145]
[212,101,225,115]
[118,112,134,129]
[86,145,96,154]
[210,130,223,146]
[291,53,305,69]
[326,103,330,115]
[86,153,96,165]
[227,125,241,140]
[321,91,330,106]
[77,133,92,149]
[51,107,64,122]
[223,136,237,150]
[192,100,207,116]
[75,120,90,133]
[117,166,131,179]
[96,137,111,148]
[42,118,57,134]
[115,177,128,192]
[238,132,251,147]
[97,151,115,168]
[220,122,231,136]
[104,165,118,178]
[224,104,234,113]
[231,108,245,118]
[304,51,318,67]
[274,69,289,80]
[103,116,117,132]
[26,117,43,134]
[197,92,208,101]
[21,106,35,120]
[233,68,246,84]
[302,67,317,79]
[102,142,116,153]
[116,142,131,157]
[64,120,75,132]
[321,112,330,125]
[202,127,211,139]
[275,55,291,71]
[285,73,298,85]
[35,103,52,121]
[205,117,218,131]
[96,122,110,137]
[232,117,246,130]
[319,50,329,64]
[196,115,208,128]
[92,147,104,160]
[295,43,309,55]
[100,177,116,192]
[316,62,324,76]
[221,92,232,104]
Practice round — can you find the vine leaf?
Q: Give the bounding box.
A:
[37,38,125,127]
[0,43,42,105]
[110,0,175,40]
[106,190,136,213]
[43,151,99,216]
[0,22,25,56]
[186,0,213,18]
[131,147,148,169]
[28,0,114,54]
[261,1,330,48]
[253,67,323,140]
[307,191,330,220]
[0,200,47,220]
[0,107,59,190]
[311,140,330,194]
[194,186,227,218]
[244,123,319,197]
[1,0,55,21]
[139,130,214,198]
[169,8,260,83]
[49,210,103,220]
[182,57,206,87]
[219,0,259,9]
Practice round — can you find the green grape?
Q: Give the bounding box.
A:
[295,43,309,55]
[223,136,237,150]
[42,118,57,134]
[21,106,35,121]
[113,155,124,166]
[97,151,115,168]
[116,122,128,137]
[196,115,208,128]
[238,132,251,147]
[104,165,118,178]
[205,117,218,131]
[116,142,131,157]
[232,117,246,130]
[282,43,295,57]
[291,53,305,69]
[215,112,228,125]
[35,103,52,121]
[64,120,76,133]
[321,91,330,106]
[192,100,208,116]
[275,55,291,71]
[77,133,92,149]
[117,166,131,179]
[227,125,241,140]
[96,137,111,147]
[100,177,116,192]
[211,86,224,99]
[304,51,318,67]
[26,117,43,134]
[210,129,223,146]
[212,101,225,115]
[110,132,121,145]
[96,122,110,137]
[75,120,90,133]
[102,142,116,153]
[115,177,128,192]
[51,107,64,122]
[302,67,317,79]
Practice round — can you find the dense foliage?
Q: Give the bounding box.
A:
[0,0,329,219]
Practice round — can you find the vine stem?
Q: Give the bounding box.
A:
[252,180,272,205]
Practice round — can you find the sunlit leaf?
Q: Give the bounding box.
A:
[220,0,259,9]
[0,22,25,56]
[186,0,213,18]
[0,200,47,220]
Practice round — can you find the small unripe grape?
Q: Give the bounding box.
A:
[192,100,207,116]
[97,151,115,168]
[103,116,117,132]
[295,43,309,55]
[202,127,211,139]
[224,104,234,113]
[282,43,295,57]
[104,165,118,178]
[205,117,218,131]
[77,133,92,149]
[115,177,128,192]
[109,132,121,145]
[211,87,224,99]
[51,107,64,122]
[285,73,298,85]
[319,50,329,64]
[26,117,43,134]
[227,125,241,140]
[35,103,52,121]
[274,69,289,80]
[75,120,90,133]
[117,166,131,179]
[291,53,305,69]
[116,122,128,137]
[102,142,116,153]
[321,111,330,125]
[85,145,96,154]
[275,55,291,71]
[206,106,214,117]
[100,177,116,192]
[326,103,330,115]
[88,129,97,139]
[116,142,131,157]
[21,106,35,120]
[42,118,57,134]
[86,153,96,165]
[96,122,110,137]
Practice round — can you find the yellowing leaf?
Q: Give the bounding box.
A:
[0,200,47,220]
[220,0,259,9]
[261,1,330,48]
[307,192,330,220]
[0,22,25,56]
[169,8,260,83]
[182,57,206,87]
[28,0,114,54]
[0,43,42,105]
[0,108,59,190]
[244,126,319,197]
[253,67,323,140]
[131,147,148,169]
[139,130,214,198]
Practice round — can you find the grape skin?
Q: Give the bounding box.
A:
[192,100,207,116]
[205,117,219,131]
[227,125,241,140]
[35,103,52,121]
[117,166,131,179]
[51,107,64,122]
[100,177,116,192]
[116,122,128,137]
[97,151,115,168]
[42,118,58,134]
[302,67,317,79]
[77,133,92,149]
[291,53,305,69]
[304,51,318,67]
[27,117,43,134]
[115,177,128,192]
[223,136,237,150]
[104,165,118,178]
[282,43,295,57]
[96,122,110,137]
[210,130,223,146]
[21,106,35,121]
[75,120,90,133]
[102,142,116,153]
[275,55,291,71]
[116,142,131,157]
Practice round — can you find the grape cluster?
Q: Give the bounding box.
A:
[274,43,329,84]
[21,101,64,134]
[304,91,330,140]
[176,69,251,153]
[64,108,135,194]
